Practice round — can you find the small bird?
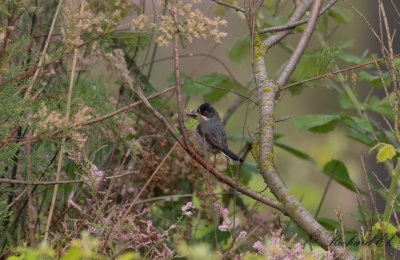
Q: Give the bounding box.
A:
[187,103,243,162]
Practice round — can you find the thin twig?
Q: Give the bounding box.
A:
[259,0,337,34]
[211,0,245,12]
[172,2,189,148]
[0,179,85,185]
[194,80,258,105]
[26,122,34,247]
[281,53,400,90]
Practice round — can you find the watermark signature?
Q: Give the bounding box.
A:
[308,233,399,248]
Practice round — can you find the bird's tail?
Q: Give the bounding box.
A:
[220,148,243,162]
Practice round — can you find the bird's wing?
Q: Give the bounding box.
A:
[197,120,228,150]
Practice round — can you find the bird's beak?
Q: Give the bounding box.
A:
[186,109,199,119]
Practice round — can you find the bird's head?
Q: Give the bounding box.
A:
[187,103,220,121]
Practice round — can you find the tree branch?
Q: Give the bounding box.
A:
[248,0,356,257]
[259,0,337,34]
[276,0,323,87]
[211,0,245,13]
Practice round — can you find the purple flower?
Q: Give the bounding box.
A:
[252,240,265,255]
[181,201,195,217]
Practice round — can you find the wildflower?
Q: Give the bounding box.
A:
[181,201,195,217]
[237,231,247,240]
[253,240,265,255]
[214,203,239,231]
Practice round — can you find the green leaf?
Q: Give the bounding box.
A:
[228,35,251,63]
[168,72,212,96]
[116,252,138,260]
[322,159,364,193]
[358,71,391,88]
[339,92,354,109]
[292,114,340,133]
[376,188,400,212]
[369,143,396,163]
[224,162,259,185]
[318,217,357,233]
[370,221,400,249]
[196,73,244,103]
[328,6,353,24]
[274,140,315,163]
[350,116,373,133]
[317,14,328,34]
[367,95,394,120]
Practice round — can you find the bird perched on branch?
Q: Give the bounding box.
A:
[187,103,243,162]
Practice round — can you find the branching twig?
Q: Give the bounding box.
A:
[259,0,337,34]
[276,0,323,87]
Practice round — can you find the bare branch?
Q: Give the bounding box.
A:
[259,0,337,34]
[276,0,323,87]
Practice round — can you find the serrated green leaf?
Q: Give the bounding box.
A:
[366,95,394,120]
[228,35,251,63]
[350,117,373,133]
[293,114,340,133]
[322,159,364,193]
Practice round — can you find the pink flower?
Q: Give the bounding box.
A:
[325,251,335,260]
[214,203,239,231]
[252,240,265,254]
[237,231,247,240]
[181,201,195,217]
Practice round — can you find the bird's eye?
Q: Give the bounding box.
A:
[202,110,208,116]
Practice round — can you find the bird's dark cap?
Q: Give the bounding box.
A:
[197,103,219,119]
